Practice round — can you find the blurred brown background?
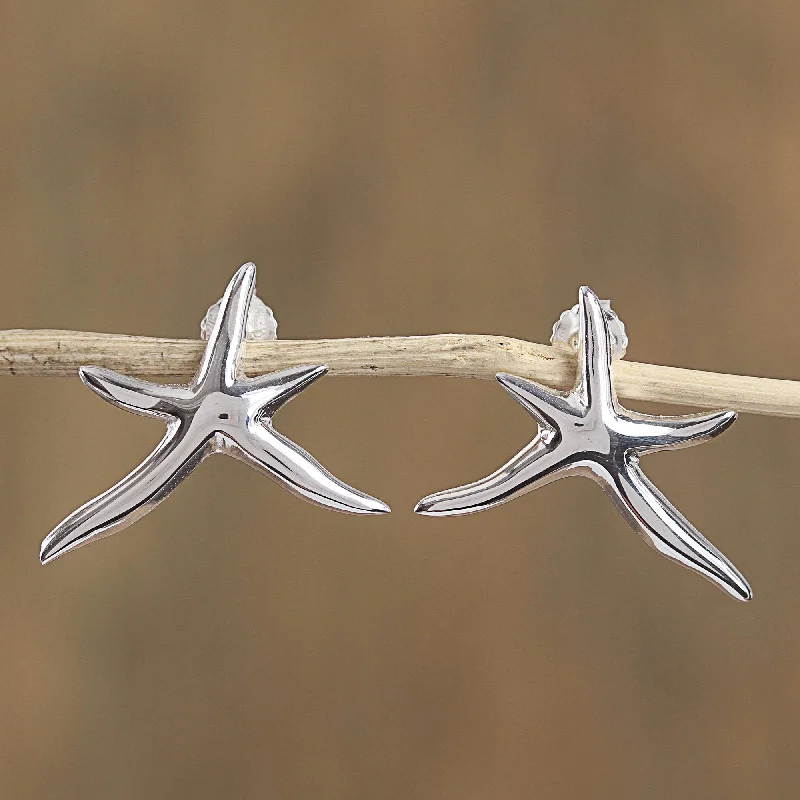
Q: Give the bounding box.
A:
[2,1,800,798]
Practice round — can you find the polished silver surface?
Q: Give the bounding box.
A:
[416,286,751,601]
[41,264,389,564]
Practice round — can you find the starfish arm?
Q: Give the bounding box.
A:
[496,372,578,429]
[40,423,214,563]
[624,409,737,455]
[575,286,616,410]
[602,459,751,601]
[194,263,255,391]
[415,437,571,516]
[240,365,328,415]
[223,422,390,514]
[80,366,194,418]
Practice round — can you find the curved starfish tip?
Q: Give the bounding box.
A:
[704,409,738,442]
[316,482,391,515]
[329,484,391,515]
[293,364,328,383]
[237,261,257,281]
[40,534,70,565]
[413,494,463,516]
[253,364,328,403]
[413,498,436,515]
[78,365,131,408]
[221,262,258,313]
[727,572,753,602]
[738,586,753,602]
[362,497,392,514]
[720,409,738,430]
[78,364,107,391]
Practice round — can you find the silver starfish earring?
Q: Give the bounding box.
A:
[41,263,389,564]
[415,286,751,601]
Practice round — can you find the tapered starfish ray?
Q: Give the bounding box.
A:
[416,286,751,601]
[41,263,389,564]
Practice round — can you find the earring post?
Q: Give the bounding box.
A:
[1,328,799,418]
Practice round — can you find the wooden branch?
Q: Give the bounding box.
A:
[1,329,799,417]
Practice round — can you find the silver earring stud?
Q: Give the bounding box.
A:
[415,286,750,601]
[41,263,389,564]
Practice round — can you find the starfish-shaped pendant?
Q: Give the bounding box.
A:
[416,286,751,601]
[41,264,389,564]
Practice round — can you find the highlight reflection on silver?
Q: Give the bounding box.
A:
[415,286,751,601]
[41,263,389,564]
